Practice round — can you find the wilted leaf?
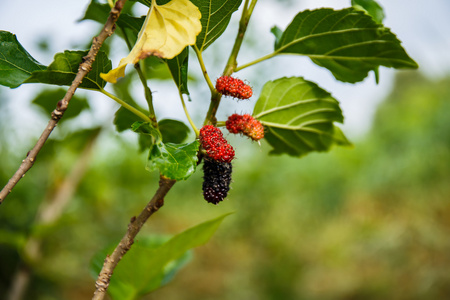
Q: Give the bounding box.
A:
[190,0,242,51]
[0,31,46,88]
[101,0,201,83]
[253,77,351,157]
[25,50,111,90]
[274,8,417,83]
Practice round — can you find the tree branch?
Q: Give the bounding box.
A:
[92,175,176,300]
[0,0,127,205]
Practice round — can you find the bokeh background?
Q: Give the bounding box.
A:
[1,1,449,299]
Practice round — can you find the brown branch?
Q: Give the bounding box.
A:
[0,0,127,205]
[92,175,176,300]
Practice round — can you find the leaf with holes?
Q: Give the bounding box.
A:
[253,77,351,157]
[132,122,199,180]
[274,8,417,83]
[25,50,111,90]
[0,31,46,88]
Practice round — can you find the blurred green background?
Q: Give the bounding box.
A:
[1,70,449,299]
[1,0,450,299]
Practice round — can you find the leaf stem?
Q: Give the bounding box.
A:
[119,25,158,127]
[99,88,151,123]
[134,62,157,127]
[178,90,199,136]
[234,51,277,72]
[193,45,216,94]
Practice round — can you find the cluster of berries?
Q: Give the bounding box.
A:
[226,114,264,141]
[215,76,252,100]
[199,125,234,204]
[200,77,264,205]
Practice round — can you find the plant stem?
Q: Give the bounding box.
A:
[134,63,157,127]
[178,91,199,136]
[0,0,127,204]
[92,175,176,300]
[234,51,277,72]
[203,0,257,125]
[119,24,158,127]
[193,45,216,94]
[99,88,151,123]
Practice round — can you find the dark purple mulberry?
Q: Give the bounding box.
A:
[202,157,232,204]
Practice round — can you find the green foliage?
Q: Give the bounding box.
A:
[352,0,385,24]
[158,119,190,144]
[0,31,46,88]
[25,50,111,90]
[90,213,230,300]
[0,1,423,299]
[191,0,243,51]
[274,8,417,82]
[166,47,190,95]
[253,77,351,156]
[132,122,199,180]
[31,88,90,122]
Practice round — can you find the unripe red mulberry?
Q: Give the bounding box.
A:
[199,125,235,163]
[226,114,264,141]
[202,157,232,204]
[215,76,253,100]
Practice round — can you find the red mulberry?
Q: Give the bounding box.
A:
[199,125,235,163]
[215,76,253,100]
[226,114,264,141]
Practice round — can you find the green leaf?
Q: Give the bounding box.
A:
[90,213,230,300]
[274,8,418,83]
[132,122,199,180]
[31,88,90,122]
[166,47,190,94]
[158,119,190,144]
[253,77,351,157]
[191,0,243,51]
[352,0,385,24]
[270,26,283,48]
[25,50,112,90]
[0,31,46,88]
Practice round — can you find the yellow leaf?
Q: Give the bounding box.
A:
[101,0,202,83]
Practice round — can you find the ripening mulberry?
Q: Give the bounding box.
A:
[199,125,235,163]
[215,76,253,100]
[226,114,264,141]
[202,157,232,204]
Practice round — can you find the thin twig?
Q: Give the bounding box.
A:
[0,0,127,205]
[92,175,176,300]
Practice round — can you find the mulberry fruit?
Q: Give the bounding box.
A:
[202,157,232,204]
[199,125,235,163]
[215,76,253,100]
[226,114,264,141]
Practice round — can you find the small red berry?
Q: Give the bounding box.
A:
[199,125,235,163]
[226,114,265,141]
[215,76,253,100]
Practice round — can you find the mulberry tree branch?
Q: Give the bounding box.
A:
[92,175,177,300]
[0,0,127,205]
